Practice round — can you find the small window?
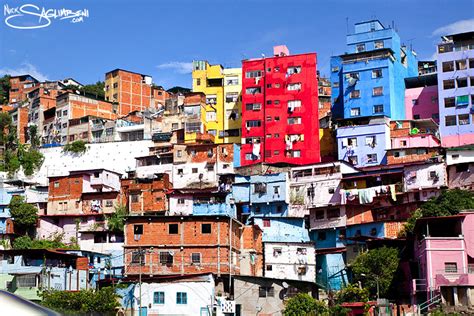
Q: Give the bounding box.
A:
[350,108,360,116]
[456,164,469,173]
[169,224,179,234]
[442,61,454,72]
[274,150,279,155]
[131,251,145,265]
[159,252,173,264]
[178,168,184,175]
[273,186,280,195]
[348,155,358,165]
[192,168,198,174]
[134,225,143,235]
[259,287,274,298]
[444,97,455,108]
[455,59,467,71]
[191,253,201,264]
[372,69,383,78]
[394,151,406,158]
[266,264,273,271]
[327,208,340,219]
[201,223,212,234]
[263,219,271,227]
[176,292,187,305]
[350,90,360,99]
[444,262,457,273]
[374,40,384,49]
[456,77,468,88]
[443,79,455,90]
[315,210,324,220]
[367,153,377,163]
[177,198,185,205]
[445,115,457,126]
[458,114,470,125]
[347,138,357,147]
[372,87,383,96]
[54,181,59,188]
[356,44,365,53]
[131,194,139,203]
[153,292,165,304]
[373,104,384,114]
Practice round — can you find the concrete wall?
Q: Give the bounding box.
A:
[405,85,439,122]
[404,163,447,192]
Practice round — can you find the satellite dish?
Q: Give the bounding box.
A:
[282,282,289,289]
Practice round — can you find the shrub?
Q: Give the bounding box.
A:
[63,140,88,154]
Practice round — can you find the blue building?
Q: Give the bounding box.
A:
[331,20,418,121]
[336,119,391,167]
[231,173,289,220]
[0,186,13,237]
[254,217,310,243]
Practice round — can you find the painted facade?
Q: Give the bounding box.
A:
[404,74,439,122]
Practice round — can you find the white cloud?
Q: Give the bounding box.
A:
[156,61,193,74]
[432,19,474,37]
[0,62,49,81]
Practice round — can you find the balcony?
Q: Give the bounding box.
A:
[435,265,474,287]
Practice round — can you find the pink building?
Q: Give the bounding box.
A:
[413,212,474,312]
[404,74,439,123]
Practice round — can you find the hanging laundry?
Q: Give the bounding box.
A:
[286,139,293,150]
[340,189,347,204]
[347,189,358,201]
[389,184,397,201]
[358,188,375,204]
[252,143,261,159]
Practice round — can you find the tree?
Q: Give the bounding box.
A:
[336,283,369,303]
[27,125,41,149]
[0,75,11,105]
[284,293,326,316]
[8,196,38,235]
[12,234,79,250]
[350,247,400,298]
[106,204,127,232]
[64,81,105,100]
[402,189,474,235]
[62,140,88,154]
[41,287,119,315]
[166,86,191,94]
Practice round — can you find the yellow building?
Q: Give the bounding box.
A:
[192,61,241,144]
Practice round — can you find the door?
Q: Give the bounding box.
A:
[139,306,147,316]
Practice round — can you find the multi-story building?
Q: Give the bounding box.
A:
[9,105,29,144]
[53,92,117,144]
[412,212,474,313]
[445,147,474,190]
[331,20,418,121]
[240,45,320,166]
[183,92,207,143]
[404,72,439,122]
[8,75,39,105]
[192,61,242,144]
[104,69,152,116]
[436,32,474,147]
[67,115,116,144]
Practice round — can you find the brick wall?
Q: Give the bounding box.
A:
[121,175,171,214]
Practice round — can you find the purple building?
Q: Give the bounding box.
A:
[436,32,474,148]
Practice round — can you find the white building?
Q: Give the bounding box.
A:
[404,162,447,201]
[263,242,316,283]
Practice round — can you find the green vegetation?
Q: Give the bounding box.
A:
[106,204,127,232]
[403,189,474,234]
[8,196,38,235]
[64,81,105,100]
[0,112,44,176]
[335,283,369,303]
[63,140,88,154]
[0,75,11,105]
[12,234,79,250]
[283,293,349,316]
[350,246,400,298]
[41,287,119,315]
[166,86,191,94]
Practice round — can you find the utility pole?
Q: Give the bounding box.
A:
[139,247,143,316]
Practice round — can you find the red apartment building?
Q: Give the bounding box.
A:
[104,69,153,116]
[241,45,320,166]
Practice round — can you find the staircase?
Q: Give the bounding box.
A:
[418,293,441,315]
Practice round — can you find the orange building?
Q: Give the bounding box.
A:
[104,69,152,116]
[124,215,264,277]
[120,173,171,215]
[8,75,39,105]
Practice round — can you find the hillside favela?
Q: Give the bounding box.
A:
[1,14,474,316]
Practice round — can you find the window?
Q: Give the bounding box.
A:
[134,225,143,235]
[273,186,280,195]
[445,115,457,126]
[225,92,239,103]
[458,114,470,125]
[443,79,455,90]
[372,87,383,96]
[206,111,216,122]
[332,66,340,72]
[327,208,340,219]
[274,116,280,121]
[470,76,474,87]
[131,194,139,203]
[374,40,384,49]
[400,140,407,147]
[356,44,365,53]
[176,292,187,305]
[254,182,267,194]
[455,59,467,70]
[470,58,474,68]
[442,61,454,72]
[348,72,359,80]
[412,99,419,106]
[105,200,113,207]
[225,76,239,85]
[394,151,406,158]
[287,66,301,75]
[274,133,280,138]
[372,69,383,78]
[287,117,301,125]
[318,232,327,240]
[367,153,378,163]
[259,287,275,298]
[333,82,339,88]
[274,150,279,155]
[350,90,360,98]
[287,83,302,91]
[366,136,376,147]
[348,155,358,165]
[177,198,185,205]
[289,150,301,158]
[457,77,468,88]
[159,252,173,264]
[246,87,261,94]
[246,120,261,128]
[444,97,455,108]
[131,251,145,265]
[153,292,165,304]
[428,170,438,180]
[62,110,68,116]
[445,262,457,273]
[350,108,360,116]
[245,153,255,161]
[245,70,262,78]
[274,67,280,72]
[373,104,384,114]
[348,138,357,147]
[287,100,301,109]
[201,223,211,234]
[169,224,179,234]
[54,181,59,188]
[191,253,201,264]
[414,115,420,119]
[456,163,469,173]
[266,265,273,271]
[263,219,271,227]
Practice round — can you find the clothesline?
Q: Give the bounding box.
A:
[340,184,397,204]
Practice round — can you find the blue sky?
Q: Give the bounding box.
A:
[1,0,473,89]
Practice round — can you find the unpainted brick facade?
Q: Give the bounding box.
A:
[121,174,171,214]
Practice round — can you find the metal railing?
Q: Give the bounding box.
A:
[418,293,441,315]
